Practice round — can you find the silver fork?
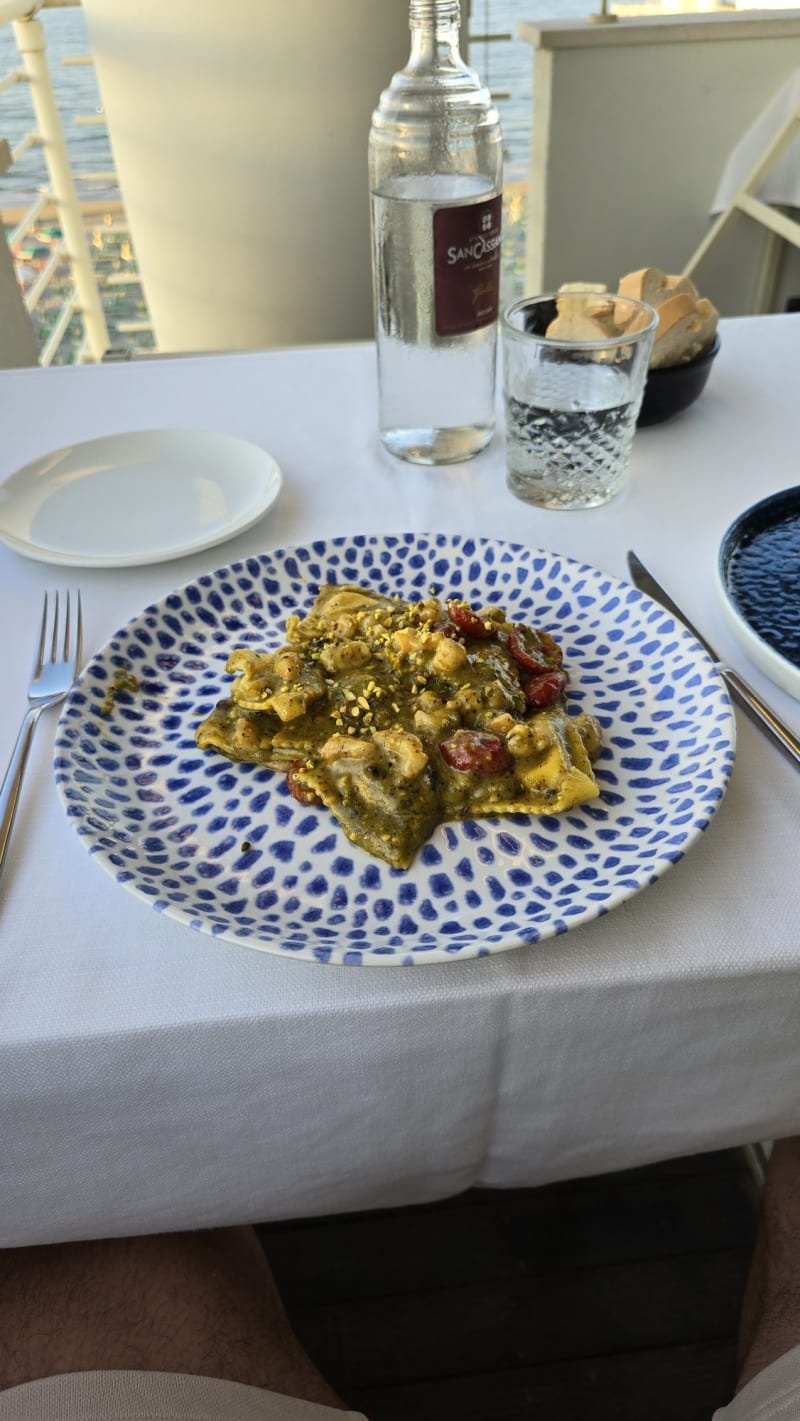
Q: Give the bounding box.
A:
[0,590,82,883]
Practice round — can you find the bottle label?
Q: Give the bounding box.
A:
[433,194,502,338]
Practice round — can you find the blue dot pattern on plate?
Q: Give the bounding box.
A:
[53,533,736,967]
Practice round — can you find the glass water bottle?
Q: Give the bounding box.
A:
[369,0,503,466]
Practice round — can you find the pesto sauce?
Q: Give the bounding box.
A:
[99,665,140,718]
[195,583,600,870]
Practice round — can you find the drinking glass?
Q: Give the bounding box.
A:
[501,292,657,510]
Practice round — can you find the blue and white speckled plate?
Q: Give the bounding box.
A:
[54,533,736,967]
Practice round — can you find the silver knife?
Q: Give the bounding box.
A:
[627,550,800,770]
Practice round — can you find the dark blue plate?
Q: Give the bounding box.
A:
[717,486,800,701]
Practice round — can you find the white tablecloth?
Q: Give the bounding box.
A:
[2,319,800,1248]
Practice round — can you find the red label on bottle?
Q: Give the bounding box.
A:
[433,194,502,338]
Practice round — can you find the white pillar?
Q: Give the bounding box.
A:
[81,0,410,353]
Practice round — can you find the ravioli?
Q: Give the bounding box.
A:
[195,583,602,869]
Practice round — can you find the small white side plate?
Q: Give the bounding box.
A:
[0,428,283,568]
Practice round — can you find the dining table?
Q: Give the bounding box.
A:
[1,312,799,1251]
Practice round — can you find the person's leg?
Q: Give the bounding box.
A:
[735,1137,800,1394]
[0,1227,347,1409]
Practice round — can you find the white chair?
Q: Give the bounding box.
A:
[684,85,800,312]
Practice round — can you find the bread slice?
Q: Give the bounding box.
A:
[617,266,670,307]
[614,270,665,328]
[649,297,705,368]
[654,291,696,335]
[616,269,700,322]
[615,302,657,337]
[546,311,614,342]
[615,267,717,366]
[683,297,719,360]
[664,272,700,301]
[558,282,608,294]
[650,293,698,368]
[557,282,614,323]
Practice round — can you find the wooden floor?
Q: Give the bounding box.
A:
[259,1148,763,1421]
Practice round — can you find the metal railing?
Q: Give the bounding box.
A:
[0,0,118,364]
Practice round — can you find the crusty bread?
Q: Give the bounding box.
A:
[654,292,696,337]
[546,311,614,342]
[664,272,699,300]
[683,297,719,361]
[617,267,699,305]
[616,267,670,307]
[650,315,703,369]
[613,280,661,330]
[649,294,701,369]
[615,266,717,367]
[556,282,614,323]
[649,292,719,368]
[558,282,608,294]
[549,268,718,363]
[616,303,656,336]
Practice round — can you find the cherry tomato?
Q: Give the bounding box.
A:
[286,764,321,805]
[447,600,493,640]
[439,729,510,775]
[522,671,567,708]
[431,618,461,639]
[508,625,563,674]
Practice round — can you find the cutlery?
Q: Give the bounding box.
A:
[0,590,82,882]
[627,552,800,771]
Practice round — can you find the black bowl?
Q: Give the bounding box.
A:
[637,334,720,427]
